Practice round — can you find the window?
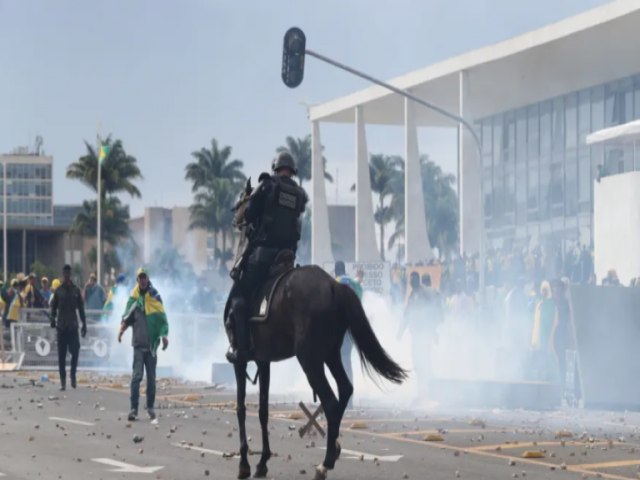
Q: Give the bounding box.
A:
[552,97,564,152]
[516,109,527,226]
[578,89,591,144]
[565,150,578,217]
[565,93,577,150]
[527,105,539,158]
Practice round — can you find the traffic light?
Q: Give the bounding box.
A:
[282,27,306,88]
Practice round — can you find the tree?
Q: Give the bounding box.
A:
[388,156,459,258]
[351,154,403,261]
[276,135,333,189]
[67,136,142,274]
[185,139,246,272]
[66,135,143,200]
[185,139,245,192]
[70,197,131,245]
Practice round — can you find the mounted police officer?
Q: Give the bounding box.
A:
[225,151,308,364]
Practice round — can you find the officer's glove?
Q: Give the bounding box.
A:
[50,319,56,329]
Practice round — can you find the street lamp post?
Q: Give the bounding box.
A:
[282,28,486,292]
[3,157,7,283]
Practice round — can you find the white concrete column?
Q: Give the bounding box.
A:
[311,120,334,266]
[355,106,380,261]
[458,70,482,255]
[404,97,434,263]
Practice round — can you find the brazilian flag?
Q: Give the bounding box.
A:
[123,283,169,355]
[98,144,110,164]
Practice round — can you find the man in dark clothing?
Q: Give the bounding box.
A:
[225,151,307,364]
[49,264,87,391]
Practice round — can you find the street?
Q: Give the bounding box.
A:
[1,372,640,480]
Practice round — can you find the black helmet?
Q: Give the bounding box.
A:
[272,151,297,175]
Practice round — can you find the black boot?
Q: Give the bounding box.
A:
[225,298,252,364]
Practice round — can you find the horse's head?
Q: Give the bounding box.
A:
[232,177,253,228]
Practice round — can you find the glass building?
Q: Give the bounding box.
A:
[479,74,640,251]
[0,155,54,226]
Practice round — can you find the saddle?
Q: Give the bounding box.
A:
[249,250,296,322]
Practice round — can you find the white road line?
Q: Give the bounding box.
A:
[49,416,95,426]
[321,447,403,462]
[172,442,227,457]
[92,458,163,474]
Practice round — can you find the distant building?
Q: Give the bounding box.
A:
[0,153,89,278]
[129,207,208,275]
[310,0,640,261]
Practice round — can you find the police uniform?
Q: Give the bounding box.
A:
[226,152,307,363]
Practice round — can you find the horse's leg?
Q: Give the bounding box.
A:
[254,361,271,478]
[299,358,340,477]
[326,349,354,460]
[234,362,251,480]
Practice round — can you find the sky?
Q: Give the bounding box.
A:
[0,0,611,217]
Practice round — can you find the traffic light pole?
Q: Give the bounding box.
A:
[305,48,486,293]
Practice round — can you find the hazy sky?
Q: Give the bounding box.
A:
[0,0,609,216]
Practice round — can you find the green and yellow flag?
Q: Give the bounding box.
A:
[98,144,110,164]
[123,283,169,355]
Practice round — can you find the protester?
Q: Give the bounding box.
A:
[102,274,126,321]
[398,272,443,398]
[84,273,107,311]
[40,277,52,305]
[118,268,169,422]
[530,281,557,381]
[550,278,573,390]
[49,264,87,391]
[7,276,26,325]
[24,272,46,308]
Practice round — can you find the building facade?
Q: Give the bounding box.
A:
[309,0,640,265]
[479,74,640,250]
[0,153,53,226]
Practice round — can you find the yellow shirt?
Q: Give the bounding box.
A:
[7,291,24,322]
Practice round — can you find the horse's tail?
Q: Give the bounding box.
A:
[336,283,408,385]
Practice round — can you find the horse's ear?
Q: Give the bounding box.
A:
[246,177,252,193]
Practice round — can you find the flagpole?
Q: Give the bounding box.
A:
[97,133,102,286]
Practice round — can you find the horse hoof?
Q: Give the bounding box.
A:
[238,465,251,479]
[313,465,328,480]
[254,464,268,478]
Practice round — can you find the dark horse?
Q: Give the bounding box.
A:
[227,178,407,480]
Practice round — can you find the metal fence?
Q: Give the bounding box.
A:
[6,308,224,371]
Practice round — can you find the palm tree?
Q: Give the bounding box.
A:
[185,139,246,272]
[66,135,143,200]
[185,139,245,192]
[70,197,131,245]
[351,154,403,261]
[388,156,459,258]
[276,135,333,189]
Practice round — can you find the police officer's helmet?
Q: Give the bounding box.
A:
[272,151,297,175]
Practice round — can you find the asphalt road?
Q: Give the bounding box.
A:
[1,372,640,480]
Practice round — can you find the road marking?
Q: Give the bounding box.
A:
[49,417,95,426]
[573,459,640,470]
[321,447,403,462]
[472,440,611,451]
[92,458,163,474]
[172,443,227,457]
